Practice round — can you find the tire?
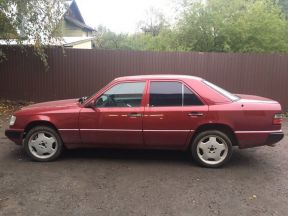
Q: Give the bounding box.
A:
[23,126,63,162]
[191,130,233,168]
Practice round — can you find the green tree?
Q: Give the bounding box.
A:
[133,29,176,51]
[92,7,178,51]
[93,26,129,49]
[0,0,65,65]
[127,29,178,51]
[276,0,288,18]
[175,0,288,53]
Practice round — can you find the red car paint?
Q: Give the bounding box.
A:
[5,75,284,149]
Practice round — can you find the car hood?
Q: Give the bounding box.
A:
[235,94,278,104]
[18,98,80,113]
[22,98,79,109]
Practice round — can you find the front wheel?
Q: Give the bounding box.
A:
[24,126,63,162]
[191,130,233,168]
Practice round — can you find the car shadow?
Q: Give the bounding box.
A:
[59,147,260,168]
[8,145,263,168]
[62,148,191,163]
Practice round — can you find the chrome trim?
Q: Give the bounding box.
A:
[59,129,193,132]
[127,113,142,117]
[188,112,204,117]
[80,129,142,132]
[144,129,192,132]
[235,130,282,134]
[144,114,164,117]
[58,129,79,131]
[59,129,282,134]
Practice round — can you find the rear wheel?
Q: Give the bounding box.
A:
[24,126,63,162]
[191,130,233,168]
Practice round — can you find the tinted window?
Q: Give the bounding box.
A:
[149,81,203,107]
[184,86,203,106]
[96,82,145,107]
[149,82,182,107]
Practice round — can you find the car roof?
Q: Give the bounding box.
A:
[114,74,203,81]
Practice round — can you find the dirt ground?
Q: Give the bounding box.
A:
[0,110,287,216]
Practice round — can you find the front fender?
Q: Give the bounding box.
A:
[11,113,81,145]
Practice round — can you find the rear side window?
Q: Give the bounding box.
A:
[149,82,182,106]
[184,86,203,106]
[149,81,203,107]
[203,80,239,101]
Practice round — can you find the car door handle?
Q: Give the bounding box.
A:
[128,113,142,117]
[188,112,204,117]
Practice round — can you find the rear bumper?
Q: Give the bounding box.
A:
[5,129,24,145]
[265,132,284,146]
[236,130,284,149]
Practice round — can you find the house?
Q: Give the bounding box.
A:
[59,0,96,49]
[0,0,96,49]
[62,0,95,37]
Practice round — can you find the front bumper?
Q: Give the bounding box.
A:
[5,129,24,145]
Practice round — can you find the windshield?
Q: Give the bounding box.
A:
[203,80,239,101]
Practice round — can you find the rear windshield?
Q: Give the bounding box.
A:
[203,80,239,101]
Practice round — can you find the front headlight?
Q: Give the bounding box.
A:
[9,115,16,126]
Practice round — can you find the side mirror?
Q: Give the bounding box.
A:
[86,99,95,108]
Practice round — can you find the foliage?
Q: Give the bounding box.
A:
[92,8,177,52]
[93,26,130,50]
[122,29,178,51]
[276,0,288,18]
[175,0,288,53]
[0,0,66,67]
[0,99,33,117]
[94,0,288,54]
[1,0,288,66]
[93,25,179,52]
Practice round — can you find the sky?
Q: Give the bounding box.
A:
[76,0,176,33]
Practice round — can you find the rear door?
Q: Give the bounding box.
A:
[143,80,208,149]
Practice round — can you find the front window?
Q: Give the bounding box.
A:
[203,80,239,101]
[96,82,146,107]
[149,81,203,107]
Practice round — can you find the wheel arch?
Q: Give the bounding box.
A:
[189,123,238,148]
[23,120,58,138]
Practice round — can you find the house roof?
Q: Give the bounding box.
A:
[63,37,95,46]
[65,0,85,23]
[64,16,95,31]
[64,0,95,32]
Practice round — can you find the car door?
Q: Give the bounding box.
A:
[79,81,147,146]
[143,80,208,149]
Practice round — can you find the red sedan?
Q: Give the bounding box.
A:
[5,75,284,167]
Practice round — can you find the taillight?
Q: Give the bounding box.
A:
[273,113,283,125]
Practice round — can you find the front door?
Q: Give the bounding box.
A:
[79,81,146,146]
[143,80,208,148]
